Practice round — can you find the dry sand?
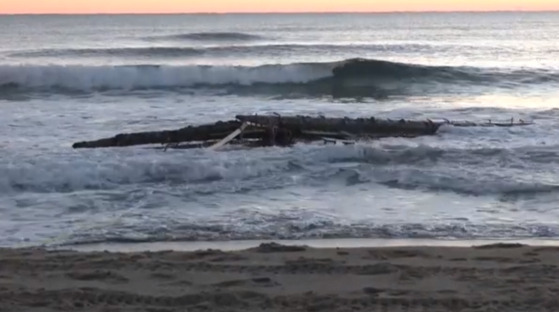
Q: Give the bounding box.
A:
[1,242,558,311]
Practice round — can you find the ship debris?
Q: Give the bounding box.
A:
[72,114,533,150]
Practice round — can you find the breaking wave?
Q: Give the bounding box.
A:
[2,143,559,197]
[1,58,558,96]
[4,143,559,246]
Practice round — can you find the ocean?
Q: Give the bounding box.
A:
[1,13,559,248]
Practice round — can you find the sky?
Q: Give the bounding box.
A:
[2,0,559,14]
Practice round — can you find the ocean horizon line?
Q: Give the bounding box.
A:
[2,10,559,16]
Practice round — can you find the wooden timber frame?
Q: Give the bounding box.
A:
[71,114,534,151]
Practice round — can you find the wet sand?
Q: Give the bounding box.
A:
[1,242,558,311]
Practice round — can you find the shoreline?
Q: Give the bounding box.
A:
[62,237,559,253]
[1,240,558,311]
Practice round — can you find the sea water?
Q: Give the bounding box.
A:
[1,13,559,247]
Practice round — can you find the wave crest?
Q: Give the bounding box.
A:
[2,144,558,197]
[1,58,557,96]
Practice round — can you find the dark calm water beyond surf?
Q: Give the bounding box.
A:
[1,13,559,247]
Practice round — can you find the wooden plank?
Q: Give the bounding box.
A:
[301,130,350,139]
[73,120,242,148]
[207,122,248,151]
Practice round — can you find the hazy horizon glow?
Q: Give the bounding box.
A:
[2,0,559,14]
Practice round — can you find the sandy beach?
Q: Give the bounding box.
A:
[1,242,559,311]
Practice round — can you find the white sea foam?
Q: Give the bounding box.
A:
[0,64,334,91]
[2,143,558,197]
[2,13,559,247]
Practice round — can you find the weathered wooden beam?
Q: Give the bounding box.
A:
[300,130,353,140]
[448,121,534,127]
[72,120,242,148]
[235,114,441,136]
[208,122,248,151]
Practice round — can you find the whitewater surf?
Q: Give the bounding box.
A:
[1,13,559,247]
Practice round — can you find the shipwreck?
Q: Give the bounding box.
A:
[72,114,534,151]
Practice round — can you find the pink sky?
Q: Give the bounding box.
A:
[2,0,559,14]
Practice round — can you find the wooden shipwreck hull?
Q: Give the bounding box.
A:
[236,115,439,135]
[72,120,244,149]
[72,114,533,150]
